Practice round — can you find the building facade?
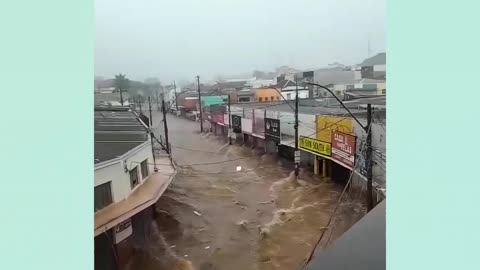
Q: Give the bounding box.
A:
[94,108,176,270]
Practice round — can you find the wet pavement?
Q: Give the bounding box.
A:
[132,111,366,270]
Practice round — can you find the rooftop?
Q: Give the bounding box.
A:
[94,108,149,164]
[231,100,364,116]
[305,200,385,270]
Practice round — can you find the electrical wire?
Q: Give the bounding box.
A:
[282,114,351,147]
[303,151,362,267]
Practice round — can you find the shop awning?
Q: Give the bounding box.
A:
[94,158,176,237]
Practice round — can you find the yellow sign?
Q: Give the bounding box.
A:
[316,116,354,143]
[299,136,331,156]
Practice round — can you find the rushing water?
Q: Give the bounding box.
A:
[129,114,366,270]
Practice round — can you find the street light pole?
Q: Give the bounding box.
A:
[197,75,203,133]
[306,82,374,212]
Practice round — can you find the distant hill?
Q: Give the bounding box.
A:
[360,53,386,66]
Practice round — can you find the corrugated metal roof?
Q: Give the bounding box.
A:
[94,108,149,163]
[201,95,226,107]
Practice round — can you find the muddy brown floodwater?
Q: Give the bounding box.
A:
[136,114,366,270]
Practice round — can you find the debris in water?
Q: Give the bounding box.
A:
[184,254,189,258]
[236,166,242,172]
[193,210,202,216]
[204,246,210,250]
[259,227,269,238]
[240,206,247,210]
[170,245,176,248]
[237,220,249,229]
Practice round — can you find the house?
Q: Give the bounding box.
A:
[360,53,386,80]
[255,87,282,102]
[313,68,356,98]
[94,107,176,270]
[276,79,309,101]
[330,78,386,99]
[232,88,256,103]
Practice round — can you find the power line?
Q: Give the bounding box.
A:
[303,146,363,267]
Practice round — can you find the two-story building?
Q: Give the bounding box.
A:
[94,107,176,270]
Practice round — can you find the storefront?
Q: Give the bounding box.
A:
[252,109,266,151]
[299,136,332,178]
[264,117,280,154]
[231,114,243,144]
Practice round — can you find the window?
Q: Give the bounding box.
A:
[335,91,342,96]
[94,182,113,212]
[382,89,386,95]
[259,97,263,102]
[322,92,327,97]
[239,97,250,102]
[141,159,149,180]
[364,83,377,90]
[286,93,292,100]
[129,166,139,189]
[270,96,274,101]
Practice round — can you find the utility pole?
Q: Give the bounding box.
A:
[294,75,300,177]
[148,96,153,126]
[197,75,203,133]
[162,96,170,154]
[148,97,158,172]
[366,104,373,211]
[228,94,232,145]
[173,80,178,111]
[119,88,124,106]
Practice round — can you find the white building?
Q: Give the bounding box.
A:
[94,108,175,270]
[276,79,310,100]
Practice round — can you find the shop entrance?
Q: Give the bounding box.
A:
[331,161,351,185]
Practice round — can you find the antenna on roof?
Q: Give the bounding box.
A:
[368,37,371,57]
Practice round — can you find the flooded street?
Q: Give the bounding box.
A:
[143,113,366,270]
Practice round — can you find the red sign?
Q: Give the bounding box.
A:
[212,113,224,125]
[332,131,356,170]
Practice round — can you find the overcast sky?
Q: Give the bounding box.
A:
[95,0,385,83]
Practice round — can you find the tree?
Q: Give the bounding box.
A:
[143,77,162,98]
[114,74,129,105]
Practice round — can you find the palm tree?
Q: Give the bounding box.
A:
[114,73,129,106]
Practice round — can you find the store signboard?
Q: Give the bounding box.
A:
[114,219,132,244]
[332,131,356,170]
[299,136,331,157]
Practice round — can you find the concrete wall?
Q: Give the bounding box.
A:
[94,142,154,203]
[276,111,316,139]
